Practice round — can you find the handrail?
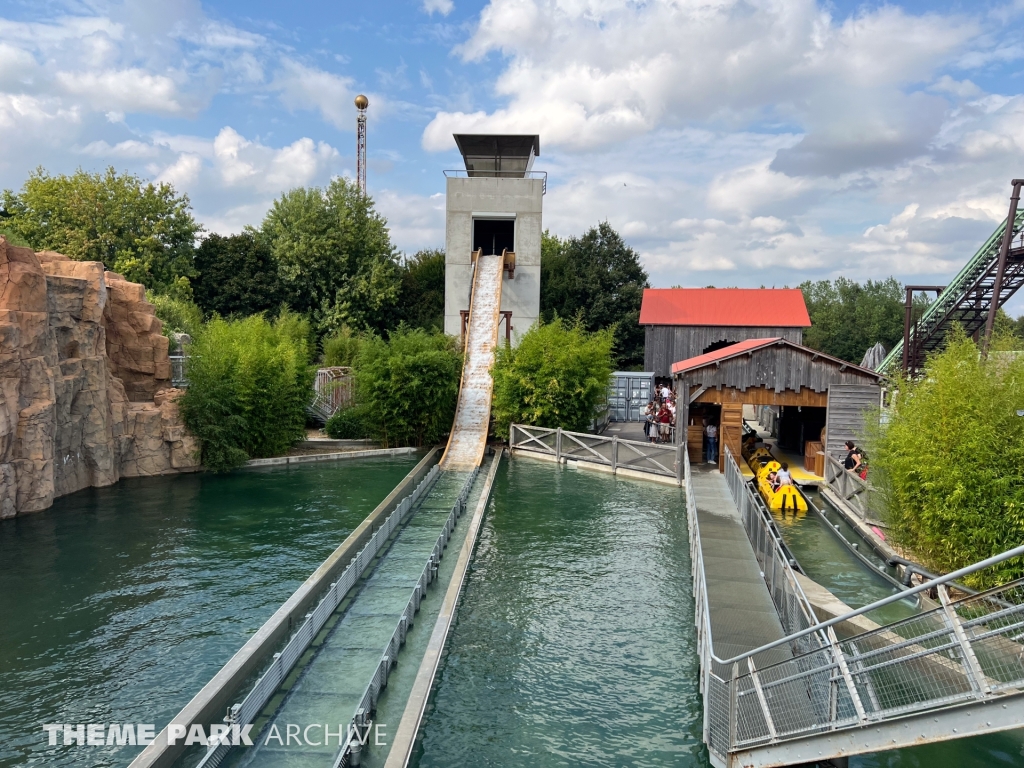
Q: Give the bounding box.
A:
[688,447,1024,764]
[711,541,1024,667]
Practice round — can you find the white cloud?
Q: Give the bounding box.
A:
[424,0,975,170]
[423,0,455,16]
[79,139,161,158]
[272,59,356,129]
[56,68,183,114]
[376,190,447,253]
[156,152,203,188]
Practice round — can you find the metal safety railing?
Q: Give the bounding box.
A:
[194,466,444,768]
[509,424,683,482]
[688,448,1024,766]
[329,467,479,768]
[169,354,188,388]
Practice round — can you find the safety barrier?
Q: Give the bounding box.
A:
[822,453,882,524]
[329,468,479,768]
[509,424,683,482]
[193,466,445,768]
[689,447,1024,767]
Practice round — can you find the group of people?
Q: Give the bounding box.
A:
[643,383,677,443]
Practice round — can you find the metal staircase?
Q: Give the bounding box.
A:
[880,183,1024,374]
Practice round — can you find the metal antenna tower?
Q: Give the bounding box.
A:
[354,94,368,194]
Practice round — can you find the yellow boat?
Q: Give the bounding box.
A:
[754,460,807,513]
[742,442,808,516]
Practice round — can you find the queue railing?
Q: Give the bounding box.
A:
[688,448,1024,766]
[509,423,682,483]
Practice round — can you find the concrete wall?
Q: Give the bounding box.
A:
[444,176,543,343]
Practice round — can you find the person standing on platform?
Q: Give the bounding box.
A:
[644,401,656,441]
[658,404,672,443]
[705,421,718,463]
[843,441,864,474]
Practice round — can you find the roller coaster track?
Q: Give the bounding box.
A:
[440,249,504,471]
[880,191,1024,374]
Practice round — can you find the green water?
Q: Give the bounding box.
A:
[413,459,706,767]
[2,453,1022,767]
[0,456,420,768]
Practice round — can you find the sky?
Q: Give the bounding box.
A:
[1,0,1023,316]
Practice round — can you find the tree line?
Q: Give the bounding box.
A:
[0,167,645,467]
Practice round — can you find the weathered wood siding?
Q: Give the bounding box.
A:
[678,342,881,394]
[645,325,803,376]
[825,385,881,461]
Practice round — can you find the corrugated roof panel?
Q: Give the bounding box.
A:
[671,338,781,374]
[639,288,811,327]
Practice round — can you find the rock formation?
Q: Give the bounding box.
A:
[0,239,200,517]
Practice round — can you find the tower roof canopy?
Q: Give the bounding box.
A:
[453,134,540,177]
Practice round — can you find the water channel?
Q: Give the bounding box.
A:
[0,456,421,768]
[1,454,1021,767]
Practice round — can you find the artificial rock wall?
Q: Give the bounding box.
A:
[0,239,200,518]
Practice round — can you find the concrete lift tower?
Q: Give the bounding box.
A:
[355,94,368,194]
[444,134,544,344]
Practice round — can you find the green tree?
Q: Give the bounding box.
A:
[260,178,399,333]
[800,277,928,364]
[179,312,314,470]
[193,232,282,318]
[491,318,614,438]
[149,294,204,340]
[871,328,1024,587]
[0,167,199,294]
[397,248,445,331]
[321,325,363,366]
[352,327,462,448]
[540,222,648,369]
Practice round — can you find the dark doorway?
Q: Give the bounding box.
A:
[473,219,515,255]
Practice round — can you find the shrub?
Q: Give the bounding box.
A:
[179,312,314,470]
[353,327,462,448]
[491,318,614,438]
[871,328,1024,587]
[149,293,204,339]
[325,405,370,439]
[322,325,363,367]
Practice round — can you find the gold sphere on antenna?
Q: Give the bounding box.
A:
[354,94,369,110]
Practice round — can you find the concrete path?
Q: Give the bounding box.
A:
[690,464,790,667]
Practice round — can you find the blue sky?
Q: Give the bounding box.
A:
[1,0,1023,315]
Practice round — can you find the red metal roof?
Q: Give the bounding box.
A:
[671,338,781,374]
[639,288,811,327]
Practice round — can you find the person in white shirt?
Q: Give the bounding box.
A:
[705,422,718,463]
[776,462,794,486]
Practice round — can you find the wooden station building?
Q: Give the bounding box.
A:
[641,288,811,377]
[670,337,885,472]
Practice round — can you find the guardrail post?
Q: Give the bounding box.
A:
[728,662,739,749]
[556,428,562,463]
[611,436,618,473]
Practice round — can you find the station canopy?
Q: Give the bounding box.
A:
[454,134,540,178]
[639,288,810,327]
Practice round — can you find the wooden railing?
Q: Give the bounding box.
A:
[823,453,884,524]
[509,424,683,483]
